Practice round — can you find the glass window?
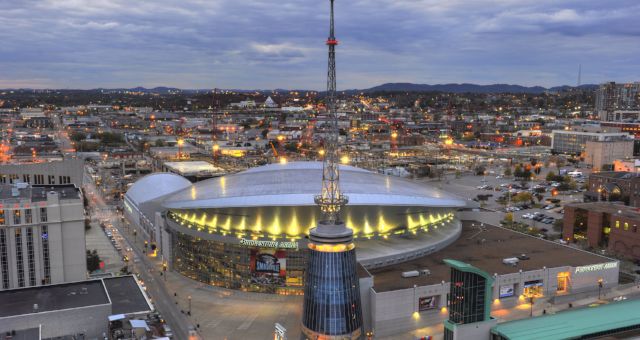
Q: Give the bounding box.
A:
[615,220,620,228]
[24,209,32,224]
[624,222,629,231]
[40,207,47,222]
[13,210,21,225]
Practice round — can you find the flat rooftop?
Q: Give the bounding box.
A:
[0,328,40,340]
[0,280,108,318]
[370,221,614,292]
[566,201,640,219]
[0,276,150,319]
[103,276,152,315]
[0,184,81,202]
[164,161,224,175]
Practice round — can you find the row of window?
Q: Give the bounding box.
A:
[0,226,51,289]
[0,174,71,185]
[0,207,47,225]
[614,220,639,233]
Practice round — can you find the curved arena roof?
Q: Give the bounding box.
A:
[162,161,466,210]
[126,172,192,206]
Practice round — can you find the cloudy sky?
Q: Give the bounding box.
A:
[1,0,639,89]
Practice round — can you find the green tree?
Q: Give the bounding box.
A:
[503,167,512,177]
[154,139,166,147]
[86,250,101,272]
[512,192,534,205]
[546,171,556,182]
[70,131,86,142]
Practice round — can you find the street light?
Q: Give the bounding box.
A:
[188,295,192,316]
[598,278,604,300]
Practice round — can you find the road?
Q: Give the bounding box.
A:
[84,181,195,340]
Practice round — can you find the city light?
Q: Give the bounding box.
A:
[340,155,349,164]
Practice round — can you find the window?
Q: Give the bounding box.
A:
[0,229,8,289]
[624,222,629,231]
[41,226,50,284]
[24,209,32,224]
[15,229,24,287]
[0,210,5,225]
[27,228,35,286]
[615,220,620,228]
[13,210,21,225]
[40,207,47,222]
[47,175,55,185]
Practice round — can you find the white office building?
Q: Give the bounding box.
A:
[0,183,85,290]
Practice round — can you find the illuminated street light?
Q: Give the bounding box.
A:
[279,157,288,164]
[340,155,349,164]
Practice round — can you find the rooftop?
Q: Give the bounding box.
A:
[491,299,640,340]
[565,201,640,219]
[163,161,224,176]
[0,184,81,202]
[0,280,109,318]
[103,276,152,315]
[370,221,613,292]
[162,161,466,209]
[0,276,150,319]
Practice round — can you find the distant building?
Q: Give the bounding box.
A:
[564,202,640,260]
[585,171,638,205]
[551,129,632,155]
[595,82,640,121]
[584,140,634,170]
[613,159,640,173]
[0,183,85,290]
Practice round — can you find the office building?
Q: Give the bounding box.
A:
[551,129,632,155]
[595,82,640,121]
[0,183,85,290]
[584,139,634,170]
[0,158,85,186]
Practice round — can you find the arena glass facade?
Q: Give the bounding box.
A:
[166,209,458,294]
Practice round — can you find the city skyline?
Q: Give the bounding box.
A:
[1,0,639,90]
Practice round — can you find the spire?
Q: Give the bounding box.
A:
[314,0,347,225]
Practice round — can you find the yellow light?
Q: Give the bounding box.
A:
[279,157,287,164]
[277,135,285,141]
[318,149,325,156]
[340,155,349,164]
[444,138,453,146]
[440,307,447,313]
[391,131,398,139]
[494,298,501,305]
[412,311,420,320]
[212,144,220,151]
[177,139,184,146]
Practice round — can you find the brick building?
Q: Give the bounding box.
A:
[563,202,640,260]
[585,171,640,206]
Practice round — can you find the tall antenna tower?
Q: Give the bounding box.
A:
[577,64,582,87]
[301,0,364,338]
[314,0,347,224]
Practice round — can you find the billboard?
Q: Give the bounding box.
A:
[250,249,286,286]
[499,284,515,298]
[418,296,438,311]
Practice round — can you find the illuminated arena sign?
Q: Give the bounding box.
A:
[240,238,299,250]
[574,262,618,274]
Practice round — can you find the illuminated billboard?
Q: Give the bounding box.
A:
[250,249,287,286]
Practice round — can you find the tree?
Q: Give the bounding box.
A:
[70,131,86,142]
[504,212,514,223]
[512,192,534,205]
[475,165,486,176]
[535,193,544,203]
[549,155,566,173]
[154,139,166,147]
[504,167,512,177]
[86,250,101,272]
[546,171,557,182]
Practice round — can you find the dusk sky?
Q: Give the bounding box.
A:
[1,0,639,90]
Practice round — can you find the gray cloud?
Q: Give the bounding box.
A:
[0,0,638,89]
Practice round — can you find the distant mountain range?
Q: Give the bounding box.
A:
[3,83,599,94]
[360,83,599,94]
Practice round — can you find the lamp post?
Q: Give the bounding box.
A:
[163,261,167,282]
[598,278,604,300]
[188,295,192,316]
[529,296,535,317]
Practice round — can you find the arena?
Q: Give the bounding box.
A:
[124,162,467,294]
